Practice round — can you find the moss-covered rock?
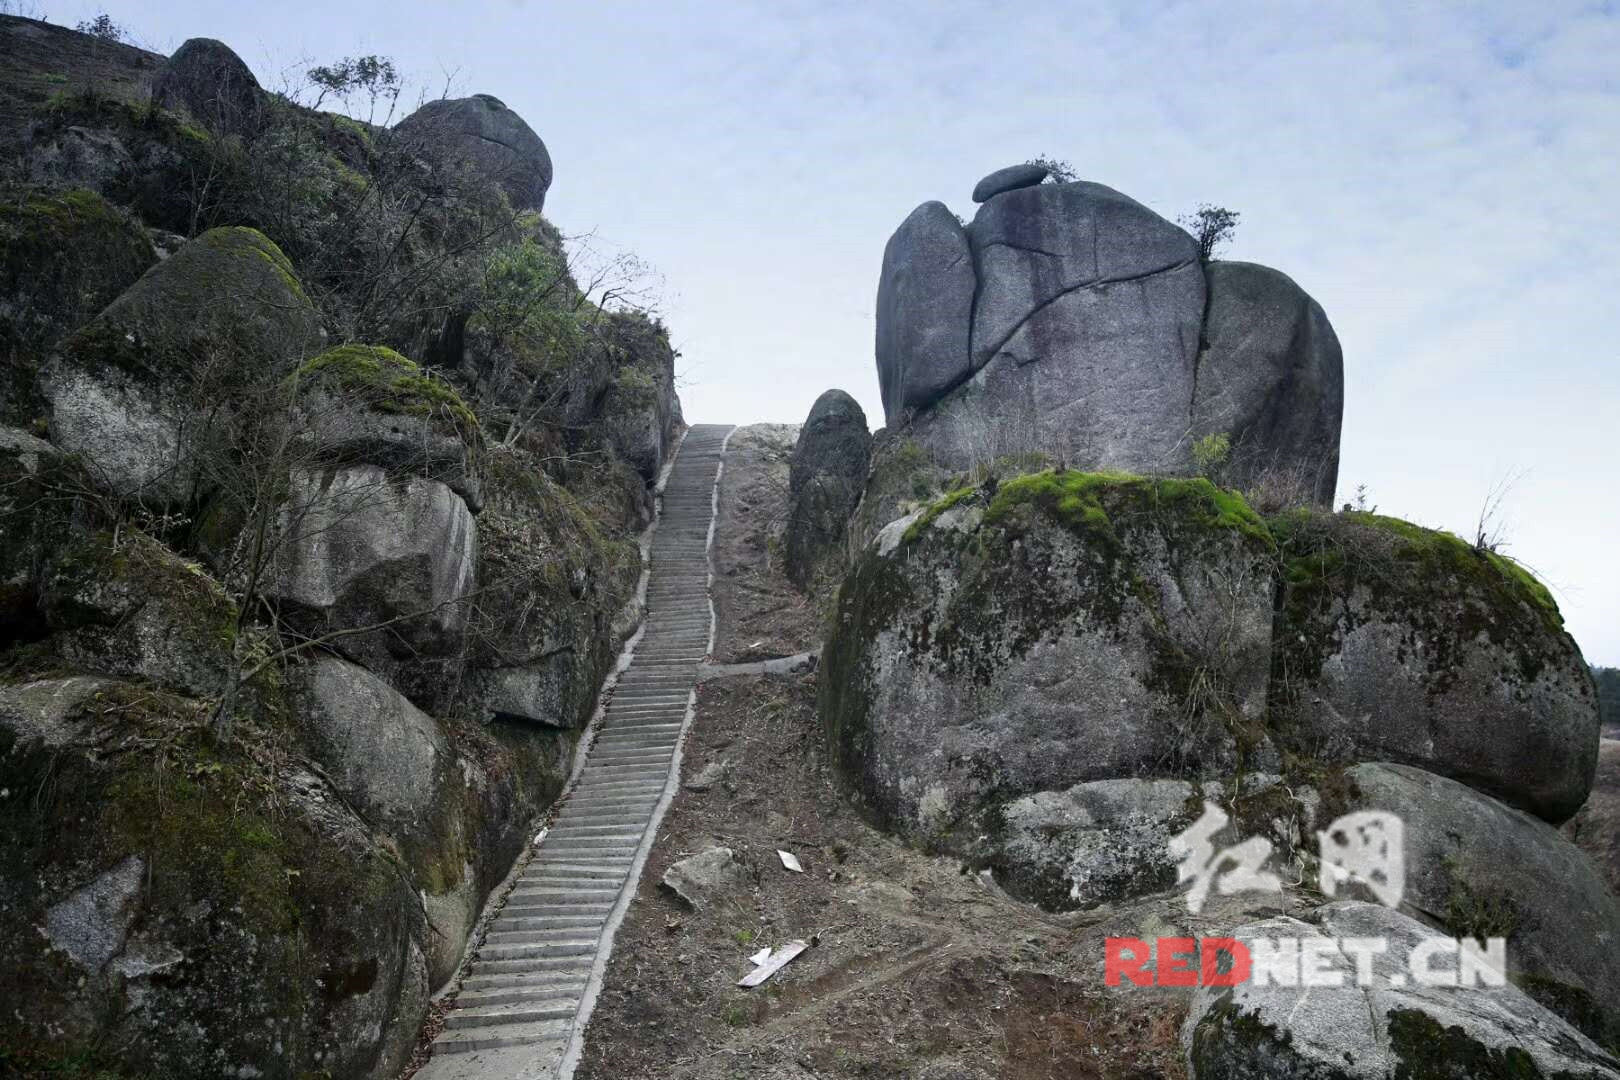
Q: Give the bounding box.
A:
[43,226,321,503]
[820,469,1277,862]
[0,187,155,426]
[1270,509,1599,823]
[595,309,684,482]
[0,677,428,1079]
[1183,902,1620,1079]
[293,343,484,510]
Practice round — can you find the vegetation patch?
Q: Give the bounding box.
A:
[297,343,479,437]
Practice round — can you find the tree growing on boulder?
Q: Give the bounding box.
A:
[75,13,129,41]
[1178,203,1240,260]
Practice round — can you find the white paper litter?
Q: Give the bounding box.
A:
[747,946,771,966]
[738,940,808,987]
[777,849,804,873]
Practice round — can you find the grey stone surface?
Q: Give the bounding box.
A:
[662,847,750,909]
[1565,738,1620,896]
[289,656,448,831]
[1191,261,1344,508]
[970,162,1049,203]
[946,180,1203,476]
[25,125,133,191]
[1183,901,1620,1079]
[821,477,1276,851]
[43,855,145,972]
[42,227,320,503]
[394,94,553,213]
[271,465,476,667]
[0,676,119,748]
[785,389,870,588]
[152,38,262,134]
[1274,511,1599,824]
[1344,762,1620,1046]
[875,201,976,423]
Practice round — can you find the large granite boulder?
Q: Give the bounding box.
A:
[1184,902,1620,1079]
[1273,510,1599,824]
[875,201,975,423]
[785,389,870,588]
[820,470,1276,851]
[1341,762,1620,1049]
[1565,739,1620,896]
[936,180,1203,476]
[270,465,476,671]
[152,37,262,135]
[42,227,321,503]
[292,344,484,511]
[1191,261,1344,508]
[0,188,155,426]
[394,94,553,213]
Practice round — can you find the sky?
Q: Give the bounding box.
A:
[42,1,1620,663]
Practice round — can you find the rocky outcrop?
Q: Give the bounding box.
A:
[1273,510,1598,824]
[394,93,553,212]
[596,310,684,482]
[821,471,1275,853]
[785,389,870,588]
[43,227,322,503]
[875,201,975,421]
[1191,261,1344,507]
[868,175,1343,511]
[1344,762,1620,1048]
[271,465,476,674]
[152,38,262,135]
[1184,902,1620,1079]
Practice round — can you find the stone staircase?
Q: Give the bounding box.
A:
[416,424,733,1080]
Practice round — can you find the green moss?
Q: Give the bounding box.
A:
[201,226,308,304]
[1517,975,1620,1056]
[296,344,479,436]
[1386,1008,1594,1079]
[901,484,977,544]
[1443,857,1524,942]
[984,469,1273,550]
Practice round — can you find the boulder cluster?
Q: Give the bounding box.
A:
[812,167,1614,1076]
[0,21,678,1078]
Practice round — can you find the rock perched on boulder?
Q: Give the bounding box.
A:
[1184,901,1620,1079]
[1273,510,1599,823]
[1344,762,1620,1048]
[875,201,975,422]
[43,227,322,503]
[662,846,751,909]
[785,389,870,588]
[1191,261,1344,507]
[394,94,553,213]
[821,471,1275,851]
[293,344,484,511]
[1565,738,1620,896]
[971,162,1050,203]
[271,465,476,673]
[152,38,262,135]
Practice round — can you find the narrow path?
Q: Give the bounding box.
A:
[417,424,734,1080]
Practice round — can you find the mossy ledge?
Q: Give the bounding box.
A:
[296,343,479,436]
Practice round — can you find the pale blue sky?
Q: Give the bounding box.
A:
[49,1,1620,663]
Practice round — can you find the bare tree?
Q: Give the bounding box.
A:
[1179,204,1241,261]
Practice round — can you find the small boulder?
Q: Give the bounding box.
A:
[152,38,262,135]
[821,472,1276,850]
[875,201,976,423]
[662,846,751,909]
[1183,901,1620,1079]
[1345,762,1620,1048]
[42,855,145,972]
[289,657,448,834]
[970,162,1049,203]
[0,676,120,748]
[394,94,553,213]
[1272,510,1599,823]
[785,389,871,588]
[1191,261,1344,509]
[43,227,321,503]
[270,465,476,671]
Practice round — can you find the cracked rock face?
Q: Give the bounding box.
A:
[875,201,975,423]
[1184,901,1620,1079]
[395,94,553,213]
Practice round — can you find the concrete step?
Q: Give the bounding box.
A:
[485,927,603,947]
[491,913,608,932]
[505,886,621,906]
[455,984,582,1010]
[520,858,631,876]
[468,955,595,976]
[500,901,614,919]
[478,939,597,961]
[431,1018,571,1054]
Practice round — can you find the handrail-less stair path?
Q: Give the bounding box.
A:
[418,424,733,1080]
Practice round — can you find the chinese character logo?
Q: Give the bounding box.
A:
[1168,802,1282,914]
[1317,810,1404,908]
